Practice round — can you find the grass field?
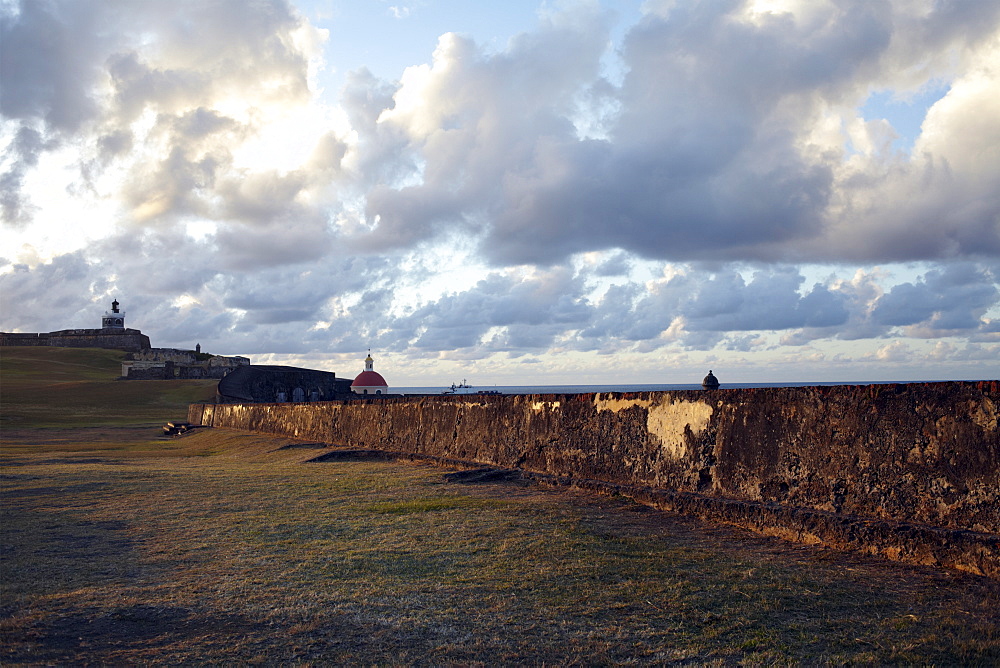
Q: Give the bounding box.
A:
[1,346,216,429]
[2,347,999,664]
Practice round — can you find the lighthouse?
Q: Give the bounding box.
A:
[101,299,125,329]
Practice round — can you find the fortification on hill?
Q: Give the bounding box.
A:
[189,381,1000,578]
[1,328,152,352]
[121,347,250,380]
[1,299,151,353]
[3,302,385,397]
[1,299,253,379]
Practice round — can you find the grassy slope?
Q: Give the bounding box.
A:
[0,346,217,428]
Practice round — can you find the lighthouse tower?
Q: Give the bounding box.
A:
[101,299,125,329]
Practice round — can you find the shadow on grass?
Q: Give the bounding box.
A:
[4,602,275,665]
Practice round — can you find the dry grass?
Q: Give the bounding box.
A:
[2,347,999,664]
[2,426,999,665]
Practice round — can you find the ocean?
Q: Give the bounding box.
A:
[392,380,970,396]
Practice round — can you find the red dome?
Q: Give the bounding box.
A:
[352,370,388,387]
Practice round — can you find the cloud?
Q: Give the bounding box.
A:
[0,1,106,131]
[331,0,1000,266]
[0,126,47,226]
[2,0,326,238]
[2,0,999,381]
[873,340,911,363]
[0,252,98,331]
[871,263,998,334]
[355,9,614,259]
[5,0,998,266]
[388,6,411,20]
[581,266,860,350]
[400,266,592,352]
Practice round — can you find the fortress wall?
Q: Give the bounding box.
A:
[1,329,151,352]
[129,348,200,364]
[188,381,1000,576]
[0,333,50,346]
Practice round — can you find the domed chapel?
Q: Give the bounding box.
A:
[351,351,389,395]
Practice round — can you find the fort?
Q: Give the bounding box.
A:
[121,347,250,380]
[0,328,152,352]
[1,299,151,352]
[1,299,152,352]
[216,364,351,403]
[1,299,255,380]
[188,381,1000,578]
[1,298,360,398]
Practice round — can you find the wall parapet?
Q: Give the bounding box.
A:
[188,381,1000,576]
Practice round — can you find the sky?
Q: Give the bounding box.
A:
[1,0,999,387]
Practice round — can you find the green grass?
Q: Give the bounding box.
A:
[1,346,216,428]
[2,347,999,664]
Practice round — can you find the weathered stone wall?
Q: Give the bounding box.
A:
[0,333,50,346]
[126,348,249,367]
[1,329,151,352]
[122,349,249,380]
[188,381,1000,576]
[123,365,172,380]
[128,348,200,364]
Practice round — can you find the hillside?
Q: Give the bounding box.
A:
[0,346,217,429]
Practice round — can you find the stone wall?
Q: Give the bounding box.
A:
[1,328,151,352]
[126,348,249,366]
[122,349,250,380]
[188,381,1000,576]
[122,364,173,380]
[215,365,352,403]
[128,348,202,364]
